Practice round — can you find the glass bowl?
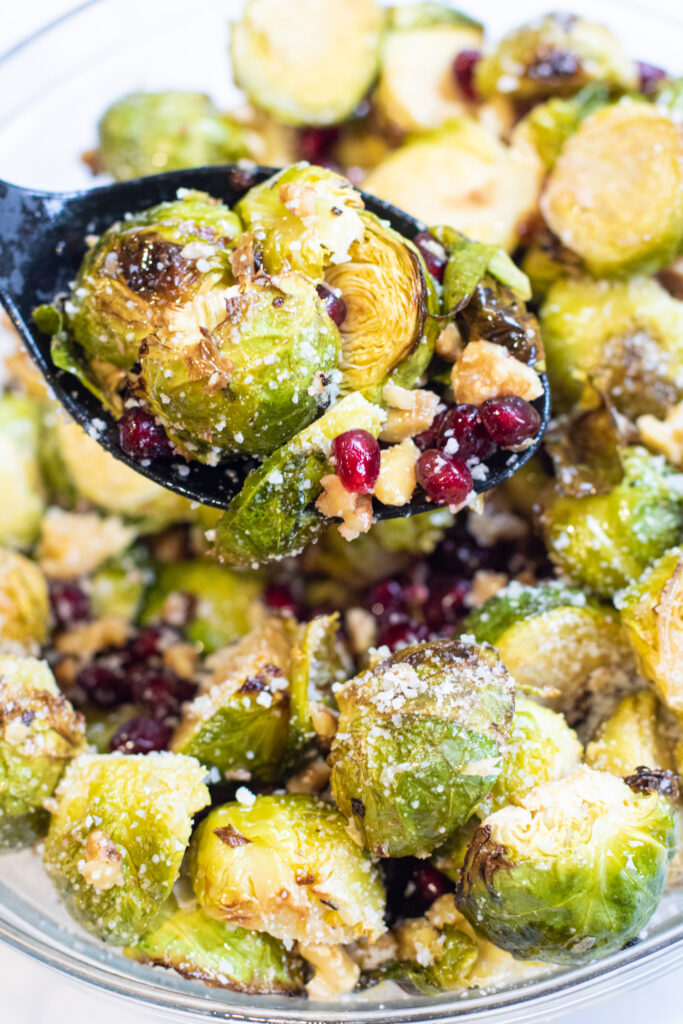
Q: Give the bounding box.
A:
[1,1,682,1020]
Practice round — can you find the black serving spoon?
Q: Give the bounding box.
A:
[0,166,550,514]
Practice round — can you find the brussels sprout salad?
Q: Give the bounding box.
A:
[2,0,683,1005]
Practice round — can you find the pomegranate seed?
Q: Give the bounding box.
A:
[423,578,470,631]
[118,408,173,460]
[109,715,172,754]
[480,395,541,448]
[130,664,196,718]
[124,626,166,664]
[637,60,668,96]
[416,450,473,507]
[453,49,481,101]
[77,662,130,708]
[414,406,449,452]
[264,583,300,616]
[331,429,381,493]
[316,283,347,326]
[377,616,430,652]
[413,231,448,283]
[436,404,496,461]
[411,862,452,906]
[298,126,339,163]
[49,582,90,630]
[368,579,407,621]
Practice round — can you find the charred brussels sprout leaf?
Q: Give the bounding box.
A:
[126,898,304,993]
[435,226,532,309]
[0,549,49,652]
[325,211,439,398]
[457,767,675,964]
[43,752,209,945]
[363,924,478,994]
[140,560,263,654]
[329,639,515,858]
[0,394,45,549]
[230,0,383,126]
[97,92,250,181]
[475,12,637,102]
[142,271,340,460]
[189,793,386,945]
[585,691,673,776]
[0,655,84,849]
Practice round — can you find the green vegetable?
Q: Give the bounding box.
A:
[89,547,153,623]
[514,84,610,168]
[363,923,478,993]
[0,394,46,549]
[585,691,673,776]
[0,549,49,651]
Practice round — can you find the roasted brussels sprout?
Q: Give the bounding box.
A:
[235,163,365,278]
[0,549,49,652]
[0,655,84,849]
[140,560,262,654]
[541,101,683,278]
[97,92,250,181]
[374,5,483,133]
[539,276,683,419]
[475,12,636,102]
[512,84,609,169]
[214,392,384,566]
[43,752,209,945]
[88,546,153,623]
[457,767,675,964]
[462,581,635,737]
[585,691,673,776]
[288,612,350,755]
[230,0,384,126]
[618,547,683,714]
[127,897,304,992]
[363,923,478,994]
[325,211,439,397]
[363,120,542,251]
[329,639,515,858]
[543,448,683,597]
[0,394,45,549]
[189,793,386,945]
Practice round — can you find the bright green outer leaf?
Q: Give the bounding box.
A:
[33,305,118,414]
[433,226,532,309]
[462,580,598,647]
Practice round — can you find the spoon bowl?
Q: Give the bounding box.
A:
[0,166,550,513]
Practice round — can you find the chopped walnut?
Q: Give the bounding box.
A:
[638,403,683,468]
[38,509,136,580]
[374,439,419,506]
[395,918,441,966]
[349,932,399,971]
[380,389,440,443]
[316,474,373,541]
[467,506,529,547]
[230,233,257,281]
[78,829,124,891]
[163,642,199,681]
[310,702,338,745]
[279,182,317,219]
[299,943,360,999]
[382,381,416,410]
[345,607,377,657]
[464,570,509,609]
[55,616,131,661]
[451,340,544,405]
[286,756,331,794]
[435,322,463,362]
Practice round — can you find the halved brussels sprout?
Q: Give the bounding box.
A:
[325,211,439,397]
[363,119,543,251]
[462,581,637,737]
[0,549,49,652]
[475,12,636,102]
[539,276,683,419]
[0,655,84,849]
[88,546,153,623]
[512,84,609,169]
[0,394,45,549]
[127,897,304,992]
[329,639,515,858]
[543,447,683,597]
[142,271,340,460]
[54,191,240,401]
[585,691,673,776]
[189,793,386,944]
[363,923,478,994]
[457,767,675,964]
[235,164,365,278]
[230,0,384,126]
[374,5,483,133]
[214,392,384,566]
[541,101,683,278]
[43,752,209,945]
[97,92,250,181]
[617,547,683,714]
[140,560,263,654]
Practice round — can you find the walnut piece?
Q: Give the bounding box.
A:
[382,381,416,410]
[374,439,419,506]
[316,473,373,541]
[638,403,683,468]
[451,340,544,405]
[286,756,331,795]
[380,389,440,443]
[55,616,131,660]
[435,322,463,362]
[345,607,377,656]
[299,943,360,999]
[464,570,509,609]
[279,182,317,218]
[78,829,124,891]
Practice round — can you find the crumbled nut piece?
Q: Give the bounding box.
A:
[345,608,377,657]
[286,756,331,794]
[395,918,441,966]
[230,233,257,281]
[382,381,416,410]
[55,616,131,660]
[451,340,544,405]
[310,703,338,745]
[374,439,419,506]
[467,507,529,547]
[638,404,683,467]
[435,322,463,362]
[380,389,440,443]
[464,570,509,609]
[349,932,399,971]
[316,474,373,541]
[38,508,136,580]
[78,829,124,890]
[279,182,317,218]
[299,943,360,999]
[42,796,59,814]
[161,591,196,629]
[163,642,199,681]
[426,893,461,929]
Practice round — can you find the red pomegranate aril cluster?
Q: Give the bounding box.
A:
[331,429,381,493]
[453,49,481,101]
[423,578,470,632]
[413,406,448,451]
[479,395,541,448]
[411,862,453,907]
[129,664,196,719]
[77,662,130,709]
[437,404,496,461]
[316,283,347,327]
[412,231,448,283]
[49,581,91,631]
[264,582,301,617]
[109,715,172,755]
[416,449,473,508]
[297,126,340,164]
[118,407,173,460]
